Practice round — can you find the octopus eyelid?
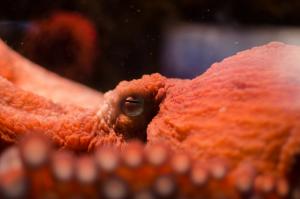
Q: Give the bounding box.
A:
[123,95,144,103]
[125,99,141,103]
[121,96,145,117]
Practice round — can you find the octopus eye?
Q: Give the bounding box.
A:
[121,96,144,117]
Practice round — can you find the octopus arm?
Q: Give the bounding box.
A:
[0,136,291,199]
[0,76,101,150]
[0,39,103,109]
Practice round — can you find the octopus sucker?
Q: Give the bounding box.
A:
[0,40,300,198]
[0,135,292,199]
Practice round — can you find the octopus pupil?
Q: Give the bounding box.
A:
[121,96,144,117]
[125,99,139,103]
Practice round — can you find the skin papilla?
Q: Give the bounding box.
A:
[0,41,299,198]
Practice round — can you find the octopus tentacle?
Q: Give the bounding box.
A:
[0,135,292,199]
[0,40,103,108]
[0,76,105,151]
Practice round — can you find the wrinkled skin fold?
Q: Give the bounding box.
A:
[0,40,300,198]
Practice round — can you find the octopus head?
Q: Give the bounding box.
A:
[97,73,167,142]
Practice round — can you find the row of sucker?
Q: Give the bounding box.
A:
[0,134,294,199]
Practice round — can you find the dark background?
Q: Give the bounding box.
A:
[0,0,300,91]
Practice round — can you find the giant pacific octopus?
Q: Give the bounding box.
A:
[0,40,299,198]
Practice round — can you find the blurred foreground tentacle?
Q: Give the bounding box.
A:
[0,135,293,199]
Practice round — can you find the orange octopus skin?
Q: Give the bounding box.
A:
[0,40,103,109]
[0,73,166,150]
[0,39,166,151]
[148,42,300,177]
[0,41,300,198]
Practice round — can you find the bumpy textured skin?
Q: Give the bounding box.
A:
[148,42,300,177]
[0,40,103,109]
[0,41,299,198]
